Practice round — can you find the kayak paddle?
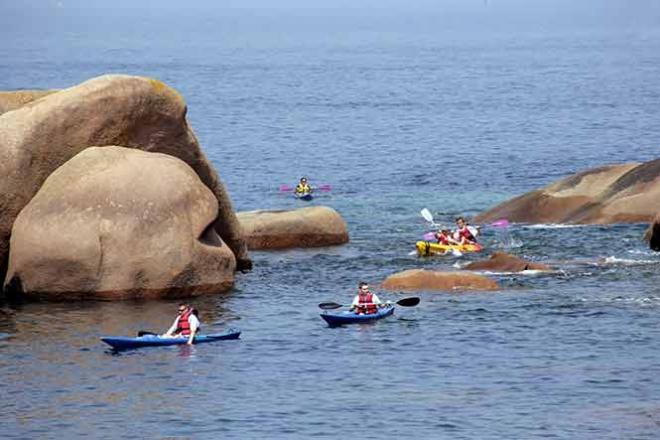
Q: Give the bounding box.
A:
[491,218,510,228]
[421,207,509,232]
[280,184,331,192]
[420,208,439,227]
[318,297,420,310]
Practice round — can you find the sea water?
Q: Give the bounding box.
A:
[2,1,660,438]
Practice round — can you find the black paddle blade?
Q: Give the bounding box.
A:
[318,302,343,310]
[137,330,158,337]
[396,297,420,307]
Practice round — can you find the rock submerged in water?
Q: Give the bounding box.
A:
[381,269,498,292]
[237,207,349,250]
[4,147,236,301]
[0,74,250,284]
[475,159,660,224]
[463,252,551,272]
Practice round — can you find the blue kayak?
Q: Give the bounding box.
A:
[295,192,313,201]
[101,328,241,350]
[321,305,395,327]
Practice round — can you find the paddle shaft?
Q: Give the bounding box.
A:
[281,184,331,192]
[319,297,420,310]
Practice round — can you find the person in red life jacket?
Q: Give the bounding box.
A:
[350,281,383,315]
[435,229,458,245]
[161,303,200,345]
[453,216,478,245]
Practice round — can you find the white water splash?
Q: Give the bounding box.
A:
[627,248,660,256]
[598,256,659,266]
[474,269,559,276]
[524,224,587,229]
[493,237,524,249]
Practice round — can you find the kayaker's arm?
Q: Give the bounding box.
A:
[187,328,197,345]
[187,315,200,345]
[162,317,179,337]
[447,235,461,245]
[372,293,385,307]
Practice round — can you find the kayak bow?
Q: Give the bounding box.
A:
[415,240,482,256]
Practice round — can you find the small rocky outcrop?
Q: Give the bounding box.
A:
[237,206,349,250]
[381,269,498,292]
[475,159,660,224]
[645,213,660,251]
[0,90,57,115]
[0,74,250,282]
[4,147,236,301]
[462,252,551,272]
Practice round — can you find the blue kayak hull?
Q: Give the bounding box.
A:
[101,329,241,350]
[295,193,313,201]
[321,305,395,326]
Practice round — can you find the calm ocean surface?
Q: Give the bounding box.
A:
[2,1,660,438]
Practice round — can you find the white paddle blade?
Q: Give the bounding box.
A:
[451,249,463,257]
[420,208,434,223]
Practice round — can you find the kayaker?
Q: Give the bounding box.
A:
[453,217,478,245]
[161,303,200,345]
[295,177,312,195]
[351,282,383,315]
[435,229,458,245]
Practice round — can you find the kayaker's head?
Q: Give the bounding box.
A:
[439,229,450,236]
[455,217,466,228]
[300,177,307,184]
[358,281,369,293]
[177,303,189,315]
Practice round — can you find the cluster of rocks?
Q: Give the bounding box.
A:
[2,74,655,301]
[0,75,348,301]
[381,252,551,292]
[382,159,659,293]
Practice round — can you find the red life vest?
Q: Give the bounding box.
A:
[458,227,476,243]
[437,234,450,245]
[175,309,193,336]
[357,291,377,315]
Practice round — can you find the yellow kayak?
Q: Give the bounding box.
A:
[415,241,483,256]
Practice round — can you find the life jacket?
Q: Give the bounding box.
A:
[175,308,194,336]
[295,183,311,194]
[458,226,476,243]
[357,291,377,315]
[436,234,450,245]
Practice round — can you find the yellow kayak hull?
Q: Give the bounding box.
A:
[415,241,483,256]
